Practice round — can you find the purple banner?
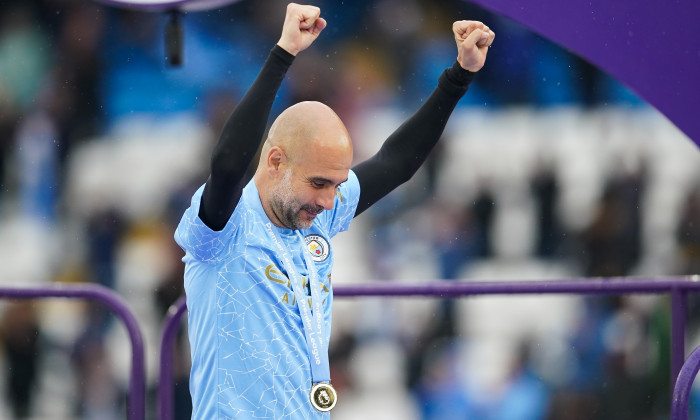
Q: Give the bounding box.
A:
[466,0,700,142]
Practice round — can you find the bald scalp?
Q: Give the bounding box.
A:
[260,101,352,166]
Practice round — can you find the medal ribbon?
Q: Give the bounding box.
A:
[265,223,331,383]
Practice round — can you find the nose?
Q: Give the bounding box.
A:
[318,187,336,211]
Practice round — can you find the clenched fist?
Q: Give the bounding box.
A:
[453,20,495,72]
[277,3,327,56]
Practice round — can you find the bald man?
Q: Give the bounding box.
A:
[175,3,494,419]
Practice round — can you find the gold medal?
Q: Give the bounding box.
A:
[310,382,337,412]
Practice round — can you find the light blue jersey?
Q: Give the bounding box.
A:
[174,171,360,419]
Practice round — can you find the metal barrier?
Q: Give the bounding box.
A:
[158,276,700,420]
[672,344,700,420]
[159,295,188,420]
[0,283,146,420]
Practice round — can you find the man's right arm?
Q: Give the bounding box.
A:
[198,47,294,231]
[198,3,326,231]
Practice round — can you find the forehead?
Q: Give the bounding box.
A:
[293,143,351,179]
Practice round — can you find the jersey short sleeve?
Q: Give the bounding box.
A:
[316,169,361,238]
[174,184,237,262]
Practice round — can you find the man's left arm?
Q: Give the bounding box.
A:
[352,20,495,216]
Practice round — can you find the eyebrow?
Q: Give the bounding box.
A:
[309,176,348,186]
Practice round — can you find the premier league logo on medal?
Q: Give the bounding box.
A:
[304,234,330,262]
[310,382,337,412]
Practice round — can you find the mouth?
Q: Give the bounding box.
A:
[302,209,320,220]
[301,206,323,220]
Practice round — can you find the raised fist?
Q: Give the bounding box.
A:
[453,20,495,72]
[277,3,327,56]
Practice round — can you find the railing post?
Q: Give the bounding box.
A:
[672,287,687,394]
[671,344,700,420]
[158,296,188,420]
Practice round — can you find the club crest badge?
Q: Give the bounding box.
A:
[304,234,330,262]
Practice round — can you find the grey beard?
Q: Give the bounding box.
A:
[270,170,323,230]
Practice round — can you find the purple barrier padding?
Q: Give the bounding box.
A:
[465,0,700,142]
[93,0,241,12]
[672,342,700,420]
[158,295,188,420]
[332,277,700,297]
[0,284,146,420]
[158,276,700,420]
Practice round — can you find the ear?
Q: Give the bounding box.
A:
[266,146,287,175]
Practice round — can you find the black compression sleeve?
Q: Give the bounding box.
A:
[198,46,294,231]
[352,61,476,216]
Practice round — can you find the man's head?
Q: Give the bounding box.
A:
[255,101,353,230]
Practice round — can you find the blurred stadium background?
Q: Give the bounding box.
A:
[0,0,698,419]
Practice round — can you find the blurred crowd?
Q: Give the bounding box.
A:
[0,0,698,419]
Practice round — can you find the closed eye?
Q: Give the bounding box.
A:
[309,177,348,190]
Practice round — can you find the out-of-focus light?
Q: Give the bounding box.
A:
[92,0,243,12]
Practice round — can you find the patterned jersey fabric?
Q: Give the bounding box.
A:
[175,171,360,419]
